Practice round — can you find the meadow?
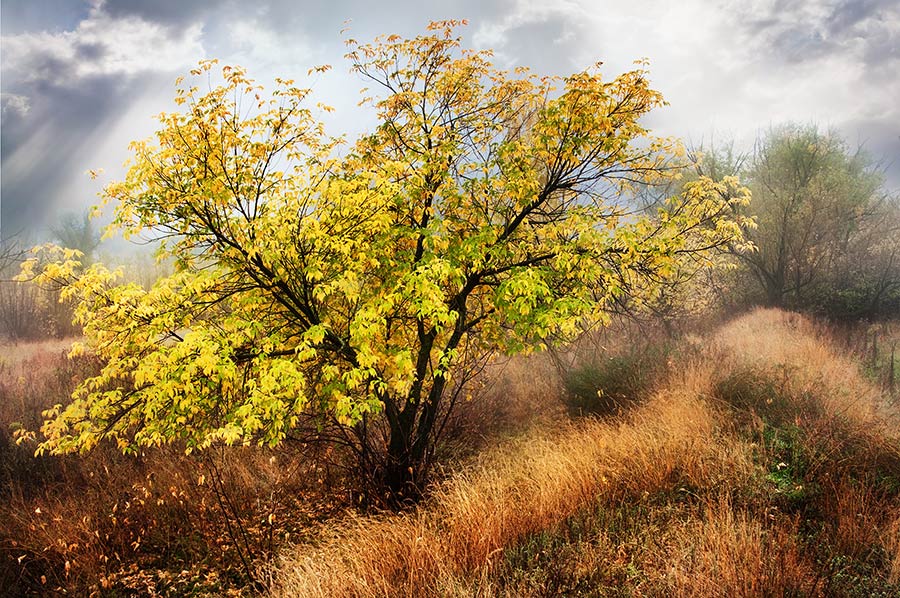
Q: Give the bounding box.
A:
[2,309,899,596]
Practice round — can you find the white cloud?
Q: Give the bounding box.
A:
[0,93,31,117]
[1,4,204,84]
[473,0,586,47]
[225,19,316,72]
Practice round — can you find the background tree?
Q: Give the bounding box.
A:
[28,23,750,500]
[50,210,102,266]
[0,237,82,340]
[732,124,898,313]
[612,141,752,330]
[0,238,38,340]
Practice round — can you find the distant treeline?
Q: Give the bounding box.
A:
[2,123,898,342]
[689,123,899,320]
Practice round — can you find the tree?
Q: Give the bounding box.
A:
[28,22,750,499]
[732,124,896,311]
[50,210,102,266]
[0,237,39,340]
[1,237,82,340]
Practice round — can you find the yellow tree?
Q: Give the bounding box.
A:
[28,22,751,499]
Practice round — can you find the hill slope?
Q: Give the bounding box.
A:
[272,309,900,597]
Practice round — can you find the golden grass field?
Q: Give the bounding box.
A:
[271,310,900,597]
[2,309,899,597]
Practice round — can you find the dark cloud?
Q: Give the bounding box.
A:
[0,0,90,35]
[1,75,149,239]
[736,0,899,67]
[826,0,894,35]
[101,0,227,29]
[0,95,32,162]
[75,41,106,61]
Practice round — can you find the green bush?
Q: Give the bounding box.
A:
[563,345,669,417]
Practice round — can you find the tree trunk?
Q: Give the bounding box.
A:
[379,375,448,504]
[379,399,418,504]
[766,282,784,307]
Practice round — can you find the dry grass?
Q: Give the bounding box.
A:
[271,364,755,596]
[4,309,899,596]
[271,309,900,597]
[713,310,900,493]
[0,340,565,596]
[0,341,349,597]
[660,499,820,598]
[885,512,900,583]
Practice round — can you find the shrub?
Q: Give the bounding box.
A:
[563,343,670,417]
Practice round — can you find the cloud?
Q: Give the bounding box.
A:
[2,0,899,240]
[473,0,590,72]
[0,0,91,36]
[827,0,897,35]
[1,75,160,239]
[703,0,899,188]
[1,5,204,85]
[223,18,316,72]
[1,2,207,238]
[99,0,227,29]
[0,93,30,118]
[732,0,900,68]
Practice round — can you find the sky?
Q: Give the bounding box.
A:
[1,0,899,242]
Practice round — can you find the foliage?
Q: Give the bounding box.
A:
[24,22,750,497]
[563,342,670,417]
[706,124,900,317]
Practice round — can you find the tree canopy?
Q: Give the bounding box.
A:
[27,22,751,495]
[703,124,900,316]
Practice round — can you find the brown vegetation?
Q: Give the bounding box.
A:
[2,309,898,596]
[0,341,349,596]
[0,337,560,596]
[271,309,900,597]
